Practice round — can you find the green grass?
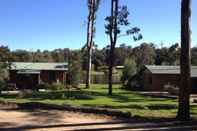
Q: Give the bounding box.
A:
[0,84,197,119]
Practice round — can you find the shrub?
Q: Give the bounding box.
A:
[121,58,137,86]
[36,83,50,90]
[17,89,34,98]
[67,51,82,88]
[0,63,8,91]
[36,83,65,91]
[121,58,143,90]
[0,80,6,91]
[164,83,179,95]
[49,83,65,91]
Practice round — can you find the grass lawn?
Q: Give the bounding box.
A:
[0,84,197,119]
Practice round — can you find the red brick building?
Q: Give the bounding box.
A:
[142,65,197,92]
[9,62,68,89]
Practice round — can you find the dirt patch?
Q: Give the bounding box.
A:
[0,101,197,130]
[0,109,197,131]
[0,109,119,131]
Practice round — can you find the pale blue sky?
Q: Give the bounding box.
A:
[0,0,196,50]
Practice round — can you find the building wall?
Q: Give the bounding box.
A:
[40,70,65,84]
[9,70,17,84]
[9,70,39,89]
[142,69,152,90]
[9,70,66,89]
[151,74,180,91]
[143,69,197,92]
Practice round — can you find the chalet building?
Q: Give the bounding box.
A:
[9,62,68,89]
[142,65,197,92]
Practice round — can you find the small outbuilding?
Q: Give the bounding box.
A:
[9,62,68,89]
[142,65,197,92]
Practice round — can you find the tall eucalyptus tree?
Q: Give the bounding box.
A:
[105,0,142,95]
[85,0,101,88]
[177,0,192,121]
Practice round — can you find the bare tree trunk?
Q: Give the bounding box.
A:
[108,46,114,95]
[177,0,191,121]
[86,47,92,88]
[86,0,94,88]
[108,0,118,95]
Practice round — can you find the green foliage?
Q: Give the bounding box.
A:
[0,46,11,62]
[121,58,136,86]
[48,83,65,91]
[37,83,65,91]
[164,83,179,95]
[67,51,82,87]
[132,43,156,68]
[36,83,50,90]
[0,80,6,91]
[155,43,179,65]
[0,63,8,91]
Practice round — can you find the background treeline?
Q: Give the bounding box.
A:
[1,42,197,68]
[1,42,197,86]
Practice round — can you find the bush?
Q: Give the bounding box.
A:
[67,51,82,88]
[121,58,142,90]
[121,58,137,86]
[36,83,50,90]
[49,83,65,91]
[0,80,6,91]
[36,83,65,91]
[164,83,179,95]
[0,63,8,91]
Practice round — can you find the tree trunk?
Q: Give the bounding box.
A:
[108,0,118,95]
[86,0,94,88]
[86,47,92,88]
[177,0,191,121]
[108,46,114,95]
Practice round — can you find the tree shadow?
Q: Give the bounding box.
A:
[0,118,197,131]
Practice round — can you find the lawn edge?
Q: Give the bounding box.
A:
[0,100,132,118]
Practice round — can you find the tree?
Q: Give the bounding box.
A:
[0,46,11,62]
[132,43,155,68]
[85,0,101,88]
[177,0,191,121]
[12,49,32,62]
[67,50,82,87]
[121,58,136,86]
[114,44,133,65]
[105,0,142,95]
[0,46,11,91]
[155,43,180,65]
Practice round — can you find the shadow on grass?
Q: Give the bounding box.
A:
[0,90,94,100]
[147,104,178,110]
[82,104,146,110]
[82,103,179,110]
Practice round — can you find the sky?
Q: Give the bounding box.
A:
[0,0,196,51]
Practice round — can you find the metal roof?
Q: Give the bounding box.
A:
[145,65,197,77]
[17,70,41,74]
[10,62,68,71]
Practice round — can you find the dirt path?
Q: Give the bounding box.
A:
[0,109,197,131]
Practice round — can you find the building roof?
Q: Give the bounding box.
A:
[145,65,197,77]
[17,70,41,74]
[10,62,68,71]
